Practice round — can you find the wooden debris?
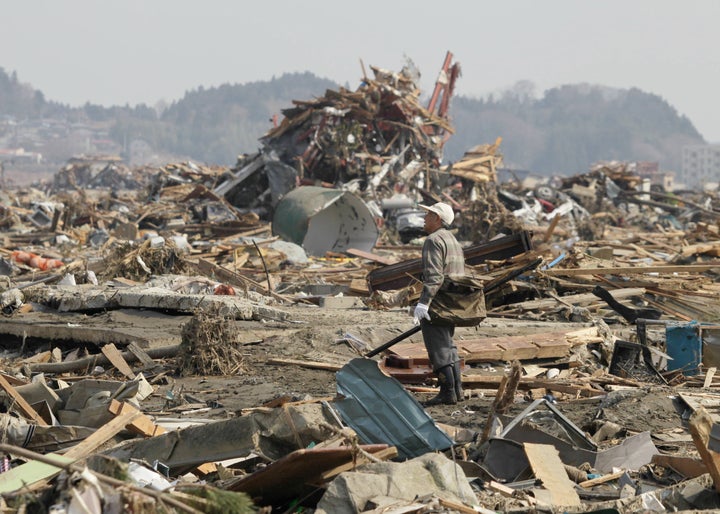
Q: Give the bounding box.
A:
[689,406,720,493]
[0,373,47,425]
[480,361,522,444]
[524,443,582,507]
[266,358,342,372]
[101,343,136,379]
[578,470,626,488]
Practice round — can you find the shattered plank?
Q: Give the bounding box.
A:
[524,443,581,506]
[0,374,47,425]
[29,344,181,374]
[108,400,165,437]
[578,470,625,488]
[543,264,720,277]
[510,287,646,311]
[437,498,480,514]
[266,358,342,372]
[126,342,156,368]
[461,375,603,397]
[319,446,398,480]
[704,367,718,389]
[107,399,217,475]
[64,405,140,459]
[101,343,136,379]
[651,454,708,479]
[393,329,586,363]
[345,248,397,265]
[689,406,720,493]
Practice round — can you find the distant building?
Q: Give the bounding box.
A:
[681,144,720,188]
[636,161,674,191]
[0,147,42,164]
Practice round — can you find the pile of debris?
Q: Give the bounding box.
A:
[213,53,460,224]
[2,55,720,513]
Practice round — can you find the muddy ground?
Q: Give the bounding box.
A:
[8,300,691,461]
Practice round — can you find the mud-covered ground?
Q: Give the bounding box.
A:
[77,302,694,459]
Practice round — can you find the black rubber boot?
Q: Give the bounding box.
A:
[424,365,457,406]
[452,361,464,402]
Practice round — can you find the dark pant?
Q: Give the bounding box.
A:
[420,320,458,372]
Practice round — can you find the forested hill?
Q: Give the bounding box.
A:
[445,83,704,174]
[0,67,705,174]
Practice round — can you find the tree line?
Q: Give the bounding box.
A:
[0,67,704,174]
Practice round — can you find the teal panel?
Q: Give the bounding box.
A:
[334,358,453,459]
[666,321,701,376]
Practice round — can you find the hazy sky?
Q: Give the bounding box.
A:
[3,1,719,141]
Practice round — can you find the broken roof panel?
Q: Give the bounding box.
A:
[333,358,453,459]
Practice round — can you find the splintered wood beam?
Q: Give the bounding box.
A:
[542,264,720,276]
[101,343,136,379]
[524,443,582,506]
[64,408,140,460]
[689,406,720,493]
[108,400,217,475]
[267,358,342,372]
[0,374,47,425]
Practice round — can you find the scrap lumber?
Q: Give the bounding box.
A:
[0,404,140,493]
[705,368,717,389]
[101,343,136,379]
[480,361,521,444]
[437,498,481,514]
[63,404,140,459]
[108,399,216,475]
[688,406,720,493]
[461,375,604,397]
[578,470,625,488]
[126,341,156,368]
[509,287,646,311]
[195,258,292,303]
[319,446,398,480]
[524,443,582,506]
[345,247,397,266]
[542,264,720,277]
[391,327,595,363]
[28,344,180,374]
[651,454,708,479]
[266,358,342,372]
[0,374,47,425]
[108,399,165,437]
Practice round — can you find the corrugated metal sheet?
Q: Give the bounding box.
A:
[333,358,453,459]
[272,186,378,256]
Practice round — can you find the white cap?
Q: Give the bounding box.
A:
[419,202,454,225]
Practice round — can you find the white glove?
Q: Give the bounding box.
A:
[412,303,430,325]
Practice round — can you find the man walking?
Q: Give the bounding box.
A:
[413,202,465,405]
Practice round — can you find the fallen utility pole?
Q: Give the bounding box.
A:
[28,344,181,374]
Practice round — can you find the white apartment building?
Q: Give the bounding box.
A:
[682,144,720,188]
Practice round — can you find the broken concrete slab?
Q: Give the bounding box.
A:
[27,284,290,321]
